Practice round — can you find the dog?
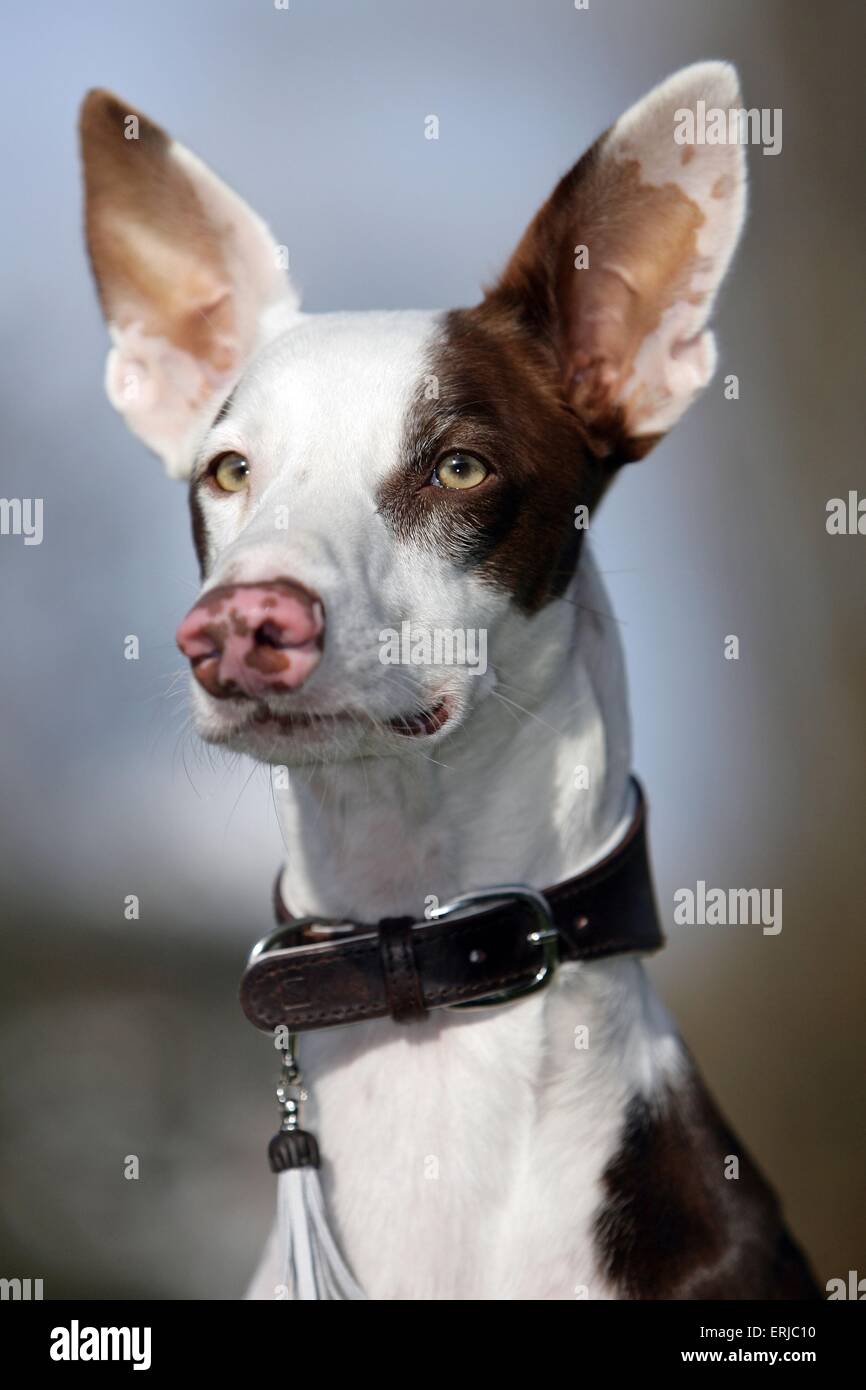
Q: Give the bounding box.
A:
[79,61,820,1300]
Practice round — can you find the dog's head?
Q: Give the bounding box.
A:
[80,64,745,765]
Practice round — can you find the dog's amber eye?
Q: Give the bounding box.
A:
[433,452,489,490]
[211,452,250,493]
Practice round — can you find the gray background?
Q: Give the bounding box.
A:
[0,0,863,1297]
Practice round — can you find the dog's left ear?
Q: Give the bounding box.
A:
[488,62,747,463]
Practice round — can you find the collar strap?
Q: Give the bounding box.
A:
[240,777,663,1034]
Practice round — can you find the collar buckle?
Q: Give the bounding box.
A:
[428,884,559,1010]
[247,916,358,965]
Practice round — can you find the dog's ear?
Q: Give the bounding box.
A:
[79,92,298,478]
[488,62,747,464]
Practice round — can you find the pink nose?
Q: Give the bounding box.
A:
[176,581,325,700]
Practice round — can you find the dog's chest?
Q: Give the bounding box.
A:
[246,953,820,1301]
[250,960,670,1300]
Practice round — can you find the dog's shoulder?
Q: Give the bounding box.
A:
[593,1064,822,1300]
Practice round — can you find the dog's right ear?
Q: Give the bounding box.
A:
[79,92,298,478]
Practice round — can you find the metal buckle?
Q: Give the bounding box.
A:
[428,884,558,1010]
[246,916,357,965]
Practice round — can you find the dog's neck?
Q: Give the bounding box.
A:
[274,546,634,921]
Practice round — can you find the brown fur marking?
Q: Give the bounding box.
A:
[594,1072,822,1300]
[378,303,610,613]
[79,89,235,370]
[490,136,705,461]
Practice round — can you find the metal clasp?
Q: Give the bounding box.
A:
[246,916,357,966]
[428,884,558,1010]
[275,1030,307,1134]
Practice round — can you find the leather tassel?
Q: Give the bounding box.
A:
[269,1034,366,1301]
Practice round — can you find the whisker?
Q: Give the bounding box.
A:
[553,595,627,626]
[488,688,563,737]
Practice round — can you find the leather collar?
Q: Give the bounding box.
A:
[240,777,663,1034]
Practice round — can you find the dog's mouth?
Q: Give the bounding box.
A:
[221,696,452,742]
[381,700,451,737]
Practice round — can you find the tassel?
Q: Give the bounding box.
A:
[268,1032,366,1301]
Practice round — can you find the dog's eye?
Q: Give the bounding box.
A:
[432,452,489,490]
[210,452,250,493]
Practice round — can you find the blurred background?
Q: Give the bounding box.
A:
[0,0,863,1298]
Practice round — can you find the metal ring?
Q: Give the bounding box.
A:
[246,916,355,965]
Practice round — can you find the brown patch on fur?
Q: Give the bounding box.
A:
[79,90,235,370]
[490,136,705,462]
[378,303,609,612]
[711,173,734,199]
[680,144,696,165]
[189,482,209,577]
[378,134,709,610]
[594,1072,822,1300]
[210,389,237,429]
